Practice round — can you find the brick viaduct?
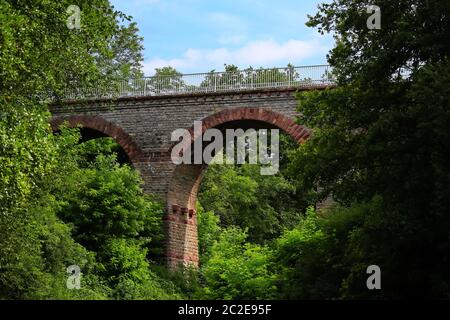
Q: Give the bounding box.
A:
[50,87,324,268]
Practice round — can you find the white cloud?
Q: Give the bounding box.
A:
[142,38,329,75]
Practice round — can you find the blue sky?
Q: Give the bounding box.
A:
[110,0,333,75]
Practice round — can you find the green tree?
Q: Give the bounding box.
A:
[56,153,165,256]
[200,64,301,90]
[201,64,245,89]
[146,66,186,93]
[288,0,450,298]
[0,0,145,298]
[198,163,301,244]
[273,205,360,299]
[47,127,180,299]
[99,22,144,80]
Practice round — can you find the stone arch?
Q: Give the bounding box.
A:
[165,107,310,268]
[166,108,310,207]
[168,108,310,155]
[50,115,144,162]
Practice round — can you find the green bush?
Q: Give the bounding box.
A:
[274,206,354,299]
[99,238,150,285]
[99,238,182,300]
[56,154,165,255]
[196,204,222,264]
[198,163,302,244]
[273,197,439,299]
[198,227,276,300]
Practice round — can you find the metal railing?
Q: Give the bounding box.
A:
[64,64,334,100]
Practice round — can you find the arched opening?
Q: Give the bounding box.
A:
[76,128,131,165]
[167,108,309,210]
[50,115,143,165]
[165,108,310,267]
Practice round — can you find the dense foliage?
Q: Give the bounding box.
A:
[0,0,175,299]
[198,162,300,244]
[288,0,450,298]
[1,0,449,300]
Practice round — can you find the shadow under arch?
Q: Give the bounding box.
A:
[164,107,310,267]
[50,115,144,163]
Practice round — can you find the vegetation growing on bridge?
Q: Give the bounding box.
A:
[1,0,449,299]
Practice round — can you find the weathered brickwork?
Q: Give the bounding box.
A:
[50,87,320,268]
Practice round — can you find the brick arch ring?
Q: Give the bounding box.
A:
[201,107,311,142]
[168,107,311,154]
[50,115,144,162]
[167,107,311,206]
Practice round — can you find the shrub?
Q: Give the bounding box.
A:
[198,227,276,300]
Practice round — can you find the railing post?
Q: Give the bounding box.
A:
[288,69,291,87]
